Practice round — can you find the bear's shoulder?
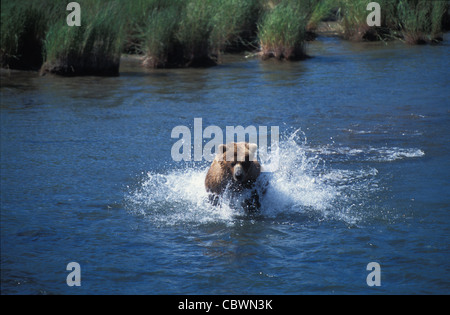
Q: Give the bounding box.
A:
[205,160,230,194]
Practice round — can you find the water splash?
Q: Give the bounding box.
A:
[125,129,423,227]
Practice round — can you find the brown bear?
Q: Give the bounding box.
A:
[205,142,261,211]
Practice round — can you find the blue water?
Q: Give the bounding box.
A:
[1,35,449,294]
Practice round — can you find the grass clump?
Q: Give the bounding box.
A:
[339,0,373,41]
[338,0,394,41]
[142,0,262,68]
[210,0,262,54]
[41,0,125,76]
[122,0,183,54]
[307,0,337,31]
[3,0,448,73]
[395,0,448,44]
[258,0,311,60]
[0,0,50,70]
[175,0,216,67]
[142,5,183,68]
[338,0,449,43]
[141,0,215,68]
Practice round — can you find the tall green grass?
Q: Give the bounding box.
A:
[142,0,262,68]
[175,0,216,66]
[41,0,125,75]
[123,0,183,54]
[142,5,183,68]
[2,0,449,73]
[338,0,449,43]
[307,0,336,31]
[210,0,262,53]
[396,0,448,44]
[0,0,50,70]
[258,0,312,60]
[339,0,370,40]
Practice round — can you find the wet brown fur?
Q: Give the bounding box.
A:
[205,142,261,211]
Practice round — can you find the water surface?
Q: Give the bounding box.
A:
[1,35,449,294]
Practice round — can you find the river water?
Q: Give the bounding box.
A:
[1,35,449,294]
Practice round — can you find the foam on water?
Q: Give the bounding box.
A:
[125,129,424,227]
[304,146,425,162]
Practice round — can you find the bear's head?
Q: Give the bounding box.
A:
[216,142,260,186]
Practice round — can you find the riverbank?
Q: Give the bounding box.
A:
[3,29,449,79]
[1,0,449,75]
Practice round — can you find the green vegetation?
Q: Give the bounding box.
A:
[257,0,337,60]
[142,5,183,68]
[339,0,373,40]
[1,0,125,75]
[307,0,337,31]
[258,0,309,60]
[175,0,217,66]
[142,0,261,68]
[395,0,448,44]
[121,0,177,54]
[0,0,49,70]
[1,0,449,74]
[41,0,125,75]
[339,0,449,43]
[209,0,261,54]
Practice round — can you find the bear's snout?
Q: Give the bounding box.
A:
[233,164,244,182]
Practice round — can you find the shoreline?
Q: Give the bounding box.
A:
[2,0,448,75]
[2,26,449,77]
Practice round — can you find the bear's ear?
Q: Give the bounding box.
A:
[218,144,226,154]
[246,143,258,161]
[214,144,227,161]
[247,143,257,154]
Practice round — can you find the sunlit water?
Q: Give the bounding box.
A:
[1,35,449,294]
